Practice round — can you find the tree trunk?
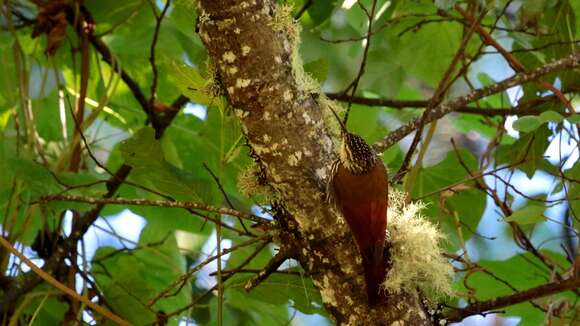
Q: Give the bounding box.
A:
[197,0,431,324]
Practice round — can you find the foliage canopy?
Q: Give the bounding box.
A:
[1,0,580,325]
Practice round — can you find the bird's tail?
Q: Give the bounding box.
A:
[363,244,387,305]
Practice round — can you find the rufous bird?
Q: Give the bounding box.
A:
[328,112,389,305]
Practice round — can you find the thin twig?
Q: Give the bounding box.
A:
[166,240,271,317]
[209,268,302,276]
[203,163,249,232]
[482,40,580,55]
[61,87,115,176]
[216,212,223,326]
[40,194,271,225]
[146,234,271,308]
[148,0,171,103]
[68,8,93,172]
[244,249,290,291]
[453,141,574,295]
[342,0,378,126]
[88,34,151,116]
[294,0,312,20]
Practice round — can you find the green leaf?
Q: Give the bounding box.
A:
[21,286,68,326]
[161,133,184,168]
[45,172,107,213]
[565,164,580,221]
[120,127,216,201]
[0,39,18,108]
[57,172,107,196]
[92,226,190,325]
[85,0,143,34]
[512,116,542,132]
[169,61,218,108]
[504,204,546,224]
[0,107,12,130]
[446,189,486,233]
[0,149,60,244]
[11,158,54,194]
[347,103,389,143]
[306,0,336,27]
[499,126,551,178]
[229,271,325,315]
[452,113,500,139]
[303,58,329,83]
[120,128,164,166]
[190,284,212,324]
[387,2,467,87]
[435,0,456,10]
[413,149,479,197]
[539,110,564,123]
[209,294,289,325]
[164,108,251,211]
[567,114,580,123]
[31,88,63,142]
[456,251,571,325]
[92,248,156,325]
[412,150,484,251]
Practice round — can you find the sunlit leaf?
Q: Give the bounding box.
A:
[512,116,542,132]
[539,110,564,123]
[169,61,218,108]
[504,204,546,224]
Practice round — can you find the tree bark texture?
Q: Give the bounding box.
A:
[197,1,431,324]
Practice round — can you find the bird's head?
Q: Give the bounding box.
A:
[339,132,376,174]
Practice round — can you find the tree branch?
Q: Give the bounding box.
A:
[244,249,291,291]
[326,93,572,117]
[374,51,580,152]
[40,194,271,225]
[446,276,580,322]
[148,0,171,103]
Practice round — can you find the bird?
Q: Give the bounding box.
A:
[327,110,389,305]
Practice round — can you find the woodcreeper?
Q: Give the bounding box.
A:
[328,111,389,305]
